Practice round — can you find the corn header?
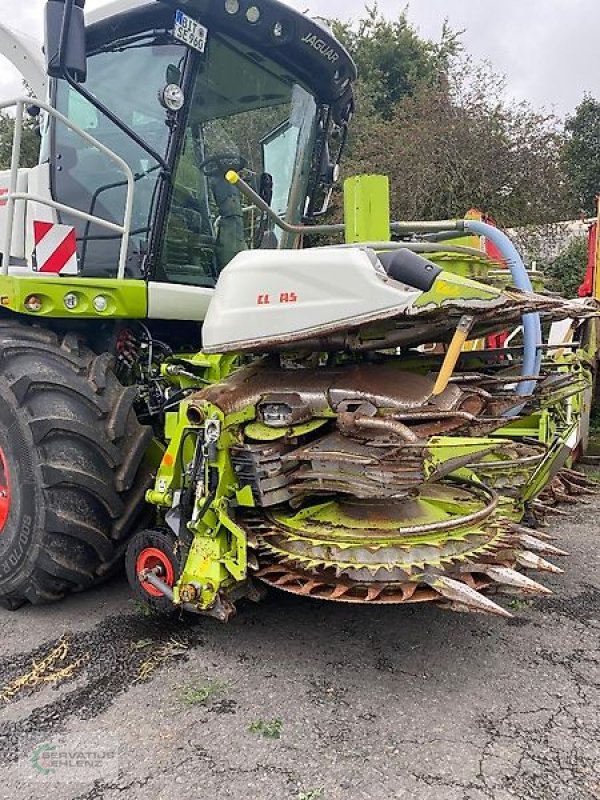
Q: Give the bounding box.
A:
[0,0,596,621]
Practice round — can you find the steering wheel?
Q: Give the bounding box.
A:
[198,152,248,177]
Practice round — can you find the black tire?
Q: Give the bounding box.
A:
[125,529,180,615]
[0,321,153,608]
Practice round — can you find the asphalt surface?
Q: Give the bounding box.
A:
[0,499,599,800]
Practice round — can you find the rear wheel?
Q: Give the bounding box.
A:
[0,321,153,608]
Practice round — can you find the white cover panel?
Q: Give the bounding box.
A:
[202,248,422,352]
[148,282,213,321]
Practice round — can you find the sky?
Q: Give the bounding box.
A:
[0,0,598,118]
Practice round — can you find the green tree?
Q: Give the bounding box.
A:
[336,55,574,227]
[562,95,600,216]
[0,111,40,171]
[544,236,588,298]
[326,8,574,227]
[332,4,460,117]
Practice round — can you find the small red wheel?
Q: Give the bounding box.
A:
[126,530,181,615]
[0,445,11,534]
[136,547,176,598]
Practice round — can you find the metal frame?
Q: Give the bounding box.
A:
[0,97,134,280]
[228,171,474,239]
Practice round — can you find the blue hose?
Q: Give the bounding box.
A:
[463,220,542,404]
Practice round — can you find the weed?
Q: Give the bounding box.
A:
[298,790,324,800]
[133,600,154,618]
[248,718,283,739]
[178,679,229,706]
[508,597,534,611]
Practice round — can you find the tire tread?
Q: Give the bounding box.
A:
[0,321,153,606]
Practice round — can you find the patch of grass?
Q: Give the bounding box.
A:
[177,679,229,707]
[248,718,283,739]
[298,790,324,800]
[133,600,154,618]
[508,597,534,611]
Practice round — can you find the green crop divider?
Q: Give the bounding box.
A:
[344,174,390,244]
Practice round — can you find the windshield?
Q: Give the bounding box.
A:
[160,35,317,287]
[51,28,318,284]
[53,34,186,277]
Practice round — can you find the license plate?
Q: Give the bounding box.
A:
[173,10,208,53]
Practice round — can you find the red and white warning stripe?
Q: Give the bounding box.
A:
[0,188,8,207]
[33,221,78,275]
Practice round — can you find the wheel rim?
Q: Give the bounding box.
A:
[136,547,175,598]
[0,446,11,534]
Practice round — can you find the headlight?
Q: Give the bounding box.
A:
[159,84,185,112]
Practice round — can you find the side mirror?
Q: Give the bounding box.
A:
[258,172,273,206]
[45,0,87,82]
[166,64,182,85]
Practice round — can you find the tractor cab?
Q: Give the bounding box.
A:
[46,0,355,284]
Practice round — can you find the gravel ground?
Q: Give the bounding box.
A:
[0,499,598,800]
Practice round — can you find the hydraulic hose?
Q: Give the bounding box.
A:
[463,220,542,404]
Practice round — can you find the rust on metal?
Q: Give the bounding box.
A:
[210,284,582,355]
